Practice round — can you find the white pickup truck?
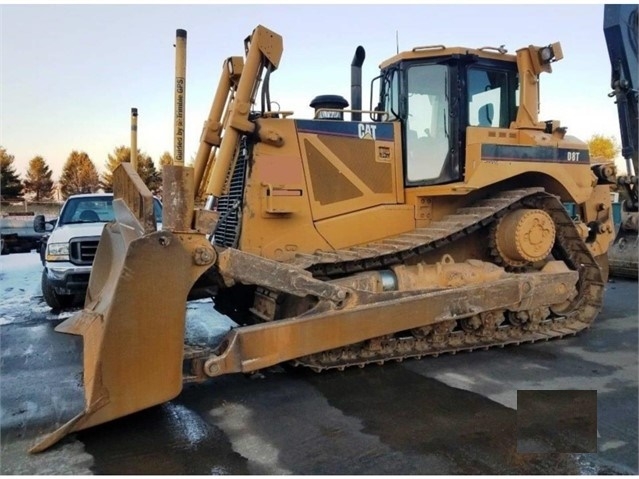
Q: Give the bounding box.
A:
[34,193,163,309]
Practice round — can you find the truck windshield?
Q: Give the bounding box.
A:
[58,196,163,226]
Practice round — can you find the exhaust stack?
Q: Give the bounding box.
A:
[350,46,366,121]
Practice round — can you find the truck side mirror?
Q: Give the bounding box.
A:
[34,215,46,233]
[34,215,55,233]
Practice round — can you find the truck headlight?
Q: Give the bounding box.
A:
[46,243,69,261]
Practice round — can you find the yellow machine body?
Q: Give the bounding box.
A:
[239,117,610,261]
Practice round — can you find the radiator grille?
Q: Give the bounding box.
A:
[305,139,363,205]
[320,135,392,193]
[69,237,100,265]
[213,138,249,248]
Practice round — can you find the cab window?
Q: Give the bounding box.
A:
[405,64,450,183]
[467,67,517,128]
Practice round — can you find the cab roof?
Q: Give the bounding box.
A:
[379,45,517,69]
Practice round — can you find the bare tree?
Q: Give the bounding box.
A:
[587,134,620,161]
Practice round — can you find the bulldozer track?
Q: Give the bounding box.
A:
[286,188,605,372]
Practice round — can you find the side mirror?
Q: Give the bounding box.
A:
[34,215,55,233]
[33,215,46,233]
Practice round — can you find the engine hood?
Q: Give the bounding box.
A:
[48,223,107,244]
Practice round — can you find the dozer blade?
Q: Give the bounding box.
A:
[30,166,216,453]
[609,212,638,279]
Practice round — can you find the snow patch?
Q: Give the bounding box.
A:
[0,252,45,325]
[185,298,237,347]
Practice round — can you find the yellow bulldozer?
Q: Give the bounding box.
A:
[32,25,617,452]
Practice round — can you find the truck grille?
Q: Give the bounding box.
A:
[69,237,100,265]
[213,137,249,248]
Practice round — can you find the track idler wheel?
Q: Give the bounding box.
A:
[494,209,556,268]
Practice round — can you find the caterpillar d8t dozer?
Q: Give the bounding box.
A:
[32,26,616,452]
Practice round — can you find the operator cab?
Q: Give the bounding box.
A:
[374,47,519,187]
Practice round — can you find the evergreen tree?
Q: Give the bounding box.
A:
[101,145,160,194]
[138,155,161,194]
[59,150,100,199]
[23,155,54,201]
[0,146,24,199]
[100,146,129,192]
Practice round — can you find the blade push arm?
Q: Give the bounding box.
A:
[194,25,283,205]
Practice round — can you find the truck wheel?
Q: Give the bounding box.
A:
[41,270,74,310]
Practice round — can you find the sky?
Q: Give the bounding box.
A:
[0,3,630,179]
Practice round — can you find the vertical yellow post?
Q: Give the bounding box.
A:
[130,107,138,171]
[163,28,194,231]
[174,29,187,166]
